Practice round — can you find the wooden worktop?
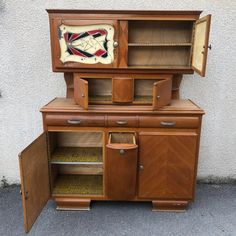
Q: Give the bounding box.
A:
[40,98,204,115]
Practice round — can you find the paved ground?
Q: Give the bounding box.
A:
[0,184,235,236]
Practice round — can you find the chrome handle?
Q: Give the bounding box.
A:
[156,95,161,100]
[139,165,144,170]
[113,41,119,48]
[160,121,176,127]
[116,120,128,125]
[120,149,125,155]
[81,93,85,98]
[67,119,81,125]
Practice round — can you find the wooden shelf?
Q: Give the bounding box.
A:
[133,96,153,104]
[53,175,103,195]
[51,147,103,164]
[128,43,192,47]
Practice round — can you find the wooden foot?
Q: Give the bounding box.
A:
[55,198,91,211]
[152,200,188,212]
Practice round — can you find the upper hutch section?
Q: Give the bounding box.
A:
[47,10,211,76]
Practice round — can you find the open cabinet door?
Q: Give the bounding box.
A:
[192,15,211,77]
[74,74,88,109]
[153,79,172,110]
[19,133,50,233]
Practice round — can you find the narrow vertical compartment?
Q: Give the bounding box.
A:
[49,131,104,196]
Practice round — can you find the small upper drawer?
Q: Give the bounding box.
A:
[139,116,199,128]
[107,115,137,127]
[45,114,105,127]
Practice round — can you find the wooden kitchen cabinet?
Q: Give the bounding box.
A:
[48,10,211,76]
[19,9,210,233]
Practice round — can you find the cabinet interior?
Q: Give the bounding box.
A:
[109,132,136,144]
[133,79,158,104]
[128,20,194,67]
[86,78,112,104]
[49,131,104,196]
[78,77,167,105]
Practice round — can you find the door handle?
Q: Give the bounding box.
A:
[113,41,119,48]
[67,119,82,125]
[160,121,176,127]
[116,120,128,125]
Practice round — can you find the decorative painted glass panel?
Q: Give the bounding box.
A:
[58,24,115,64]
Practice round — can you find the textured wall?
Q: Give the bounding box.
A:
[0,1,236,184]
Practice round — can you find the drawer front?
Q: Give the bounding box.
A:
[106,132,138,199]
[139,116,199,128]
[107,115,137,127]
[45,114,105,127]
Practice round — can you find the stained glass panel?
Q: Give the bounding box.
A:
[59,24,115,64]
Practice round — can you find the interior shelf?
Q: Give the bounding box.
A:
[133,96,153,104]
[51,147,103,164]
[89,95,112,102]
[52,175,103,195]
[128,43,192,47]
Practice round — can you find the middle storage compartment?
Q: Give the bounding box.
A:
[106,132,138,199]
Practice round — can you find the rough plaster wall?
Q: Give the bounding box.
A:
[0,0,236,184]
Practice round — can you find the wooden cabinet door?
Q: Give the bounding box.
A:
[153,78,172,110]
[51,19,119,70]
[106,142,138,199]
[112,77,134,103]
[138,132,198,199]
[74,74,88,109]
[18,133,50,233]
[192,15,211,77]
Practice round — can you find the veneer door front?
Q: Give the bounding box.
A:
[138,132,198,199]
[19,133,50,233]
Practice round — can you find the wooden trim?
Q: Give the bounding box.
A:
[192,15,211,76]
[46,9,202,15]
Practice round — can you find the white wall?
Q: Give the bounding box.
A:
[0,1,236,184]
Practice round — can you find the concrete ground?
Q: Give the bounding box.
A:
[0,184,235,236]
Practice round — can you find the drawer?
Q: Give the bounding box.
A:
[107,115,137,127]
[139,116,199,128]
[106,132,138,199]
[45,114,105,127]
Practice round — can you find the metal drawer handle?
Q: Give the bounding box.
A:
[67,119,81,125]
[160,121,176,127]
[116,120,128,125]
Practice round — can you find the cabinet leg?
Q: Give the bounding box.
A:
[152,200,188,212]
[55,198,91,211]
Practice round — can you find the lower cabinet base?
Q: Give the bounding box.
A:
[55,198,91,211]
[152,200,188,212]
[54,198,189,212]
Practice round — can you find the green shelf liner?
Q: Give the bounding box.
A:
[51,147,103,163]
[53,175,103,195]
